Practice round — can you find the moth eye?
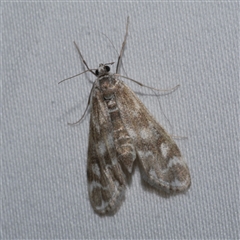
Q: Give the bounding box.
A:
[95,69,99,76]
[105,66,110,72]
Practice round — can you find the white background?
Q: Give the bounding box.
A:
[3,2,239,239]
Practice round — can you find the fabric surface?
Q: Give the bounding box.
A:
[2,2,239,239]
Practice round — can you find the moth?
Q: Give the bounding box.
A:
[59,17,191,214]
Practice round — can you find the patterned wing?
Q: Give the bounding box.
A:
[115,81,191,192]
[87,88,126,214]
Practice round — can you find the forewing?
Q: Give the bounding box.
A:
[115,82,191,192]
[87,89,126,214]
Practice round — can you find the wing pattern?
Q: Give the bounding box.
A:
[87,79,191,214]
[115,82,191,192]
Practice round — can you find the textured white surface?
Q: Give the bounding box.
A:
[3,2,239,239]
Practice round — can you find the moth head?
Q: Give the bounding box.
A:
[95,63,112,76]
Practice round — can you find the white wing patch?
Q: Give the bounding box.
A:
[160,143,169,159]
[140,128,150,140]
[98,140,106,156]
[168,156,185,168]
[92,164,101,177]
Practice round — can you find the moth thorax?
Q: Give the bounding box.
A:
[99,77,116,90]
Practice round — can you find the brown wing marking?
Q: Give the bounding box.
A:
[115,82,191,192]
[87,89,126,214]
